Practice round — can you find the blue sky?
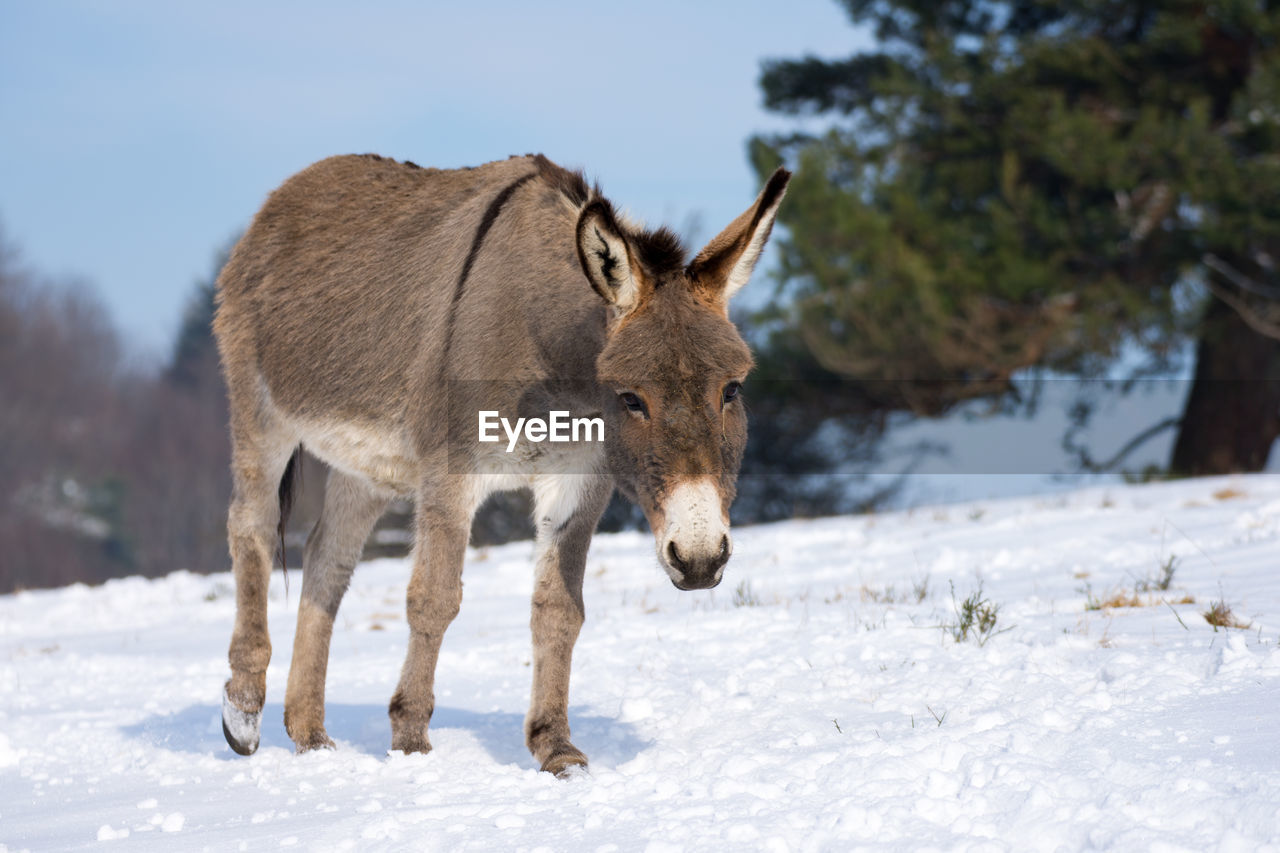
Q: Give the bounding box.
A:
[3,2,1225,488]
[1,0,864,360]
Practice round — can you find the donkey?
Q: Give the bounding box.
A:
[214,152,789,775]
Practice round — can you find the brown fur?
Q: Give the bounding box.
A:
[214,153,789,772]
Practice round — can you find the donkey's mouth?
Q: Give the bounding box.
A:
[670,572,725,592]
[659,537,730,591]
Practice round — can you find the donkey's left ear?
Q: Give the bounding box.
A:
[687,167,791,308]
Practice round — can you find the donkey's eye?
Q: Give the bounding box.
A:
[722,381,742,405]
[618,392,648,416]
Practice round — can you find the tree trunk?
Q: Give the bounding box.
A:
[1170,296,1280,475]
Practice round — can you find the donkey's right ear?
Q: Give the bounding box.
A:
[577,200,643,315]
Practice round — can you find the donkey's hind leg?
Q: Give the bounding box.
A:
[222,420,298,756]
[284,470,390,752]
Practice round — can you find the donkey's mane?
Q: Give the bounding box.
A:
[532,154,688,281]
[532,153,593,206]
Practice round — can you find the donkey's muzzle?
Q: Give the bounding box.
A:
[658,477,732,590]
[666,536,730,590]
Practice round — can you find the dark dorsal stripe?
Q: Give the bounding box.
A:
[441,172,537,372]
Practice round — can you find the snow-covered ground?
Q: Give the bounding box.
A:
[2,475,1279,851]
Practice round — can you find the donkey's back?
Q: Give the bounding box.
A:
[215,153,592,483]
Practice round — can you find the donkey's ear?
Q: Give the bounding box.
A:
[687,167,791,308]
[577,200,644,315]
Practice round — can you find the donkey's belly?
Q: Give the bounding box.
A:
[286,408,606,497]
[293,416,419,494]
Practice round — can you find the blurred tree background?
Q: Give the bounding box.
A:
[0,226,232,591]
[749,0,1280,478]
[4,0,1279,591]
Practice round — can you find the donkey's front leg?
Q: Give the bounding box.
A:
[388,500,470,754]
[525,476,611,776]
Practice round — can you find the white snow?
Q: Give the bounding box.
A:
[2,475,1279,850]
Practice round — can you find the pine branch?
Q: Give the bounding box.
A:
[1202,275,1280,342]
[1065,416,1181,474]
[1202,254,1280,302]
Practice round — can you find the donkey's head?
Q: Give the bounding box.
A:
[577,168,790,590]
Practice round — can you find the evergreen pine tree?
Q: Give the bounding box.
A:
[755,1,1280,474]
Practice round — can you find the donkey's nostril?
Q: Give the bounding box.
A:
[666,541,688,571]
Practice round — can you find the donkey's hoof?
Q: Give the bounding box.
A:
[541,745,588,778]
[222,682,263,756]
[389,733,432,756]
[293,730,336,754]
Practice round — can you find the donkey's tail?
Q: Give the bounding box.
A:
[276,445,303,577]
